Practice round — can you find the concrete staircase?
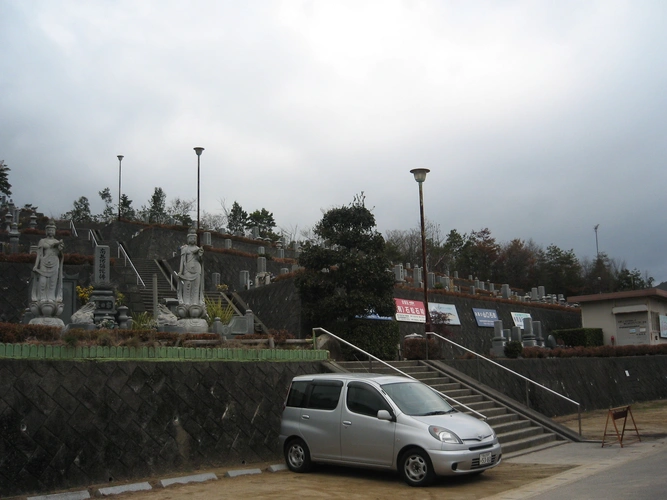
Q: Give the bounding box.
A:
[332,359,571,456]
[132,258,177,312]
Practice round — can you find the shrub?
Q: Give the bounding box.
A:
[331,319,400,361]
[551,328,603,347]
[404,337,442,360]
[205,296,234,325]
[504,341,523,358]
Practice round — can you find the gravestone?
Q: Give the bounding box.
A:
[212,272,220,288]
[202,232,212,246]
[522,317,536,347]
[251,227,260,239]
[490,320,506,357]
[453,271,458,278]
[89,245,116,325]
[280,268,289,275]
[258,246,265,255]
[413,267,422,284]
[427,272,435,288]
[393,264,404,282]
[534,320,544,347]
[501,284,510,299]
[277,248,284,258]
[224,239,232,249]
[538,286,545,299]
[94,245,111,285]
[511,326,522,342]
[257,256,267,273]
[240,270,250,289]
[531,287,538,301]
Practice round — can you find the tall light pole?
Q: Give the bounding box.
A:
[194,147,205,244]
[117,155,124,221]
[594,224,600,259]
[411,168,431,332]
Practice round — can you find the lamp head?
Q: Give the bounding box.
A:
[410,168,430,183]
[194,147,205,156]
[117,155,124,162]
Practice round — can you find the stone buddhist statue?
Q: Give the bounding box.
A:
[176,227,208,333]
[29,220,65,327]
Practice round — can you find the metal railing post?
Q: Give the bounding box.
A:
[426,331,582,435]
[312,327,488,421]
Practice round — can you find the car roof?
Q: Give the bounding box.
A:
[291,373,414,385]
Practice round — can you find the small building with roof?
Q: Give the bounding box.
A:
[568,288,667,346]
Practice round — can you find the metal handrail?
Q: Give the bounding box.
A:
[88,229,98,247]
[428,331,581,435]
[117,243,146,288]
[69,219,78,237]
[312,327,488,421]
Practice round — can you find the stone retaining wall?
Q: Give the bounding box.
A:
[0,359,324,497]
[446,356,667,417]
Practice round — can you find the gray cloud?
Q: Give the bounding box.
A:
[2,0,666,282]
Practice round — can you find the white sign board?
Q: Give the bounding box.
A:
[428,303,461,326]
[511,312,532,328]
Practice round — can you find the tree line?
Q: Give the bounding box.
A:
[384,225,654,297]
[61,188,280,240]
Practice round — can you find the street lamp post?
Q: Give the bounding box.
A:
[594,224,600,258]
[117,155,124,221]
[194,147,205,244]
[410,168,431,332]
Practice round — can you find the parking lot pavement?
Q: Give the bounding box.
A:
[484,438,667,499]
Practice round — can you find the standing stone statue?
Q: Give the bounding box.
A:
[176,227,208,332]
[29,220,65,327]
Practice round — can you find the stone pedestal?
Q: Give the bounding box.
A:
[177,318,208,334]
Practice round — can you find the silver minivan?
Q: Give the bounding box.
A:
[279,373,501,487]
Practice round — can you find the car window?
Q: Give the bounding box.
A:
[305,381,343,410]
[346,382,391,417]
[381,381,453,416]
[285,381,309,408]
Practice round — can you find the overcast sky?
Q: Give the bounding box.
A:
[2,1,666,284]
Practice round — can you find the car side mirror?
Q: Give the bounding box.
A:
[377,410,394,422]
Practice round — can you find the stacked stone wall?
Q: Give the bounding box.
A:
[0,359,324,497]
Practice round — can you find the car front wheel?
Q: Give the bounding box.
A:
[285,438,312,473]
[400,447,435,487]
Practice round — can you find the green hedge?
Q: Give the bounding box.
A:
[551,328,603,347]
[330,319,400,361]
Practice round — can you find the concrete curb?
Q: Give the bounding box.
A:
[267,464,288,472]
[224,468,262,478]
[159,472,218,488]
[96,482,152,496]
[27,492,90,500]
[28,463,290,498]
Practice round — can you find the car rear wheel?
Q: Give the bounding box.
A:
[285,438,312,473]
[400,447,435,487]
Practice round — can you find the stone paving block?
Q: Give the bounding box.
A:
[97,482,152,496]
[224,468,262,478]
[159,472,218,487]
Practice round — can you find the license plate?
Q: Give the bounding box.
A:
[479,452,492,465]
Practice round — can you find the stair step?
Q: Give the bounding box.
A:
[486,413,519,426]
[497,426,545,444]
[491,419,532,434]
[499,433,558,455]
[456,400,497,411]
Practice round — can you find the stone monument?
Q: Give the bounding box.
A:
[29,220,65,328]
[176,227,208,333]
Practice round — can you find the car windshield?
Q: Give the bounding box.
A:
[381,381,454,416]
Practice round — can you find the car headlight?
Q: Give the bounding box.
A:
[428,426,462,444]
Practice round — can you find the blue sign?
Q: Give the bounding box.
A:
[472,308,499,328]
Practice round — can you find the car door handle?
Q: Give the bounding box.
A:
[342,420,352,426]
[301,415,310,420]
